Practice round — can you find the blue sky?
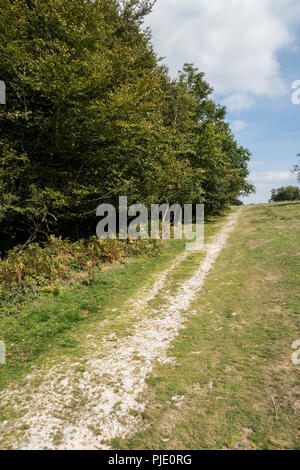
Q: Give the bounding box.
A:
[145,0,300,203]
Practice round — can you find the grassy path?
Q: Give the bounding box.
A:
[117,202,300,450]
[0,211,234,449]
[0,203,299,450]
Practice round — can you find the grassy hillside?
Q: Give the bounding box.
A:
[0,214,227,393]
[0,203,299,450]
[115,202,300,450]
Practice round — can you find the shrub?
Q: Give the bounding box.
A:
[0,236,161,316]
[269,186,300,203]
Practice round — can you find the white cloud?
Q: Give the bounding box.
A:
[146,0,300,110]
[251,170,294,182]
[243,170,299,203]
[249,160,265,168]
[232,120,248,131]
[222,93,254,113]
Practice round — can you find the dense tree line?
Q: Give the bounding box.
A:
[270,186,300,203]
[0,0,254,251]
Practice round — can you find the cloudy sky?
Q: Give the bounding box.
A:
[144,0,300,203]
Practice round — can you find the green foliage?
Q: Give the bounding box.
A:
[0,0,253,251]
[0,234,160,316]
[270,185,300,202]
[231,199,244,206]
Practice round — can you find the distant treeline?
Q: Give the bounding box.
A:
[0,0,254,251]
[270,186,300,203]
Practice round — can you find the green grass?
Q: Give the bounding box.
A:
[0,239,186,392]
[0,212,229,393]
[115,202,300,450]
[148,212,231,310]
[3,205,296,450]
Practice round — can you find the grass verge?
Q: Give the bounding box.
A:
[115,202,300,450]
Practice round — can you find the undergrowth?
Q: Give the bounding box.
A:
[0,236,161,317]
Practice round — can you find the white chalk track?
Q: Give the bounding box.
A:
[0,211,240,449]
